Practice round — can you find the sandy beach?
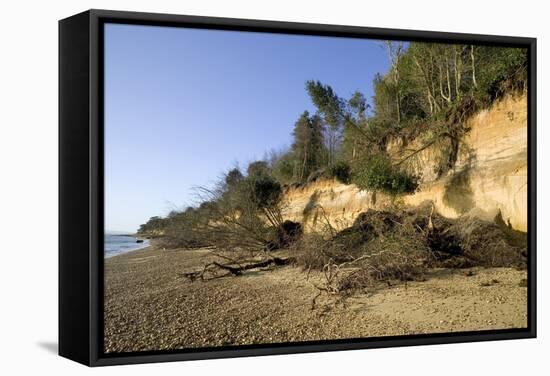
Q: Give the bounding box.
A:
[103,246,527,353]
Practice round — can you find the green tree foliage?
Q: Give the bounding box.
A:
[305,81,346,166]
[137,216,165,234]
[373,43,527,131]
[306,80,388,158]
[306,81,345,128]
[271,151,295,184]
[473,46,527,104]
[291,111,326,182]
[368,42,527,177]
[352,154,418,195]
[329,160,352,184]
[247,160,271,177]
[247,172,282,210]
[225,168,244,189]
[340,90,384,160]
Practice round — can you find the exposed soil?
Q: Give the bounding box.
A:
[104,246,527,353]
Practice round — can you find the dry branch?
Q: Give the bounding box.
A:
[182,256,295,281]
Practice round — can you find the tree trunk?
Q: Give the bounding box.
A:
[446,55,452,102]
[454,46,462,99]
[439,62,451,104]
[471,45,478,89]
[301,147,307,181]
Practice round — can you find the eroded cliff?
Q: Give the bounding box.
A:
[282,94,528,232]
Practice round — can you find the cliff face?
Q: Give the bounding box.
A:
[282,94,528,232]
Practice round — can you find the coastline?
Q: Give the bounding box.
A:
[104,234,152,259]
[104,246,527,353]
[104,244,152,259]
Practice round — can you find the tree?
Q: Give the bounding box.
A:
[383,41,405,124]
[306,81,344,167]
[291,111,326,182]
[246,160,270,177]
[189,170,286,252]
[369,41,527,177]
[225,168,244,189]
[271,150,296,185]
[137,216,166,234]
[342,91,371,160]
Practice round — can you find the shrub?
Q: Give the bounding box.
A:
[246,160,271,177]
[248,173,282,209]
[329,161,351,184]
[351,154,418,195]
[271,152,295,185]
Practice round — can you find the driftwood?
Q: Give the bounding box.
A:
[182,256,295,281]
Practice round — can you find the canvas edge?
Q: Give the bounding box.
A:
[58,8,537,367]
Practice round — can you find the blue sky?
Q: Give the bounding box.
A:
[104,23,389,232]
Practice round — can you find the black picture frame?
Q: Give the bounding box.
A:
[59,9,537,367]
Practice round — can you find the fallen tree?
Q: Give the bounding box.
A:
[294,202,527,304]
[163,169,303,254]
[182,255,295,281]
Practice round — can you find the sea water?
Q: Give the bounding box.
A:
[104,232,150,258]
